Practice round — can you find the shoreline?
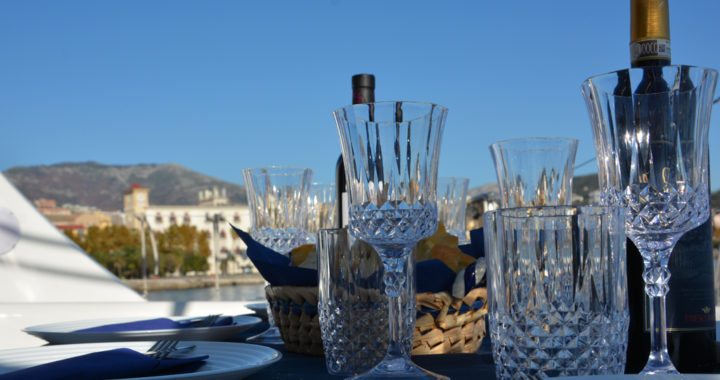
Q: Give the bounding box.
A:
[122,274,265,292]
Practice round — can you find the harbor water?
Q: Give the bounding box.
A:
[146,283,266,302]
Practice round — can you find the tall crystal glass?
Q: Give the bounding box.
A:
[582,65,717,374]
[242,165,313,345]
[334,101,448,379]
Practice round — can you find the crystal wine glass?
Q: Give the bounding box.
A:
[241,165,313,345]
[582,65,717,374]
[489,137,578,208]
[334,101,448,379]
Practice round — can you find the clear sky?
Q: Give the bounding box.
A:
[1,1,719,191]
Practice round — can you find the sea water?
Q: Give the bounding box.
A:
[146,284,266,302]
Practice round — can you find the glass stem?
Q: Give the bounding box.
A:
[379,247,415,362]
[649,292,668,358]
[639,244,678,374]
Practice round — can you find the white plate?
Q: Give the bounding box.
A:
[0,341,281,380]
[245,303,268,320]
[24,315,261,344]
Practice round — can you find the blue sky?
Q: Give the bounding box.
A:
[1,1,719,191]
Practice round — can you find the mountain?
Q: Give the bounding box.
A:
[3,162,247,211]
[5,163,719,212]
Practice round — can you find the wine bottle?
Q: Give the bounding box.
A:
[335,74,375,228]
[623,0,716,373]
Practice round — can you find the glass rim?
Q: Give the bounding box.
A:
[332,101,448,124]
[493,204,618,219]
[490,136,579,150]
[581,64,719,97]
[316,227,348,238]
[438,176,470,183]
[241,166,313,176]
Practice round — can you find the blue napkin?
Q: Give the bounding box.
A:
[230,225,318,286]
[73,316,234,333]
[416,259,457,293]
[231,225,485,295]
[0,348,208,380]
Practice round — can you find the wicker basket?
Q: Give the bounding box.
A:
[265,285,487,356]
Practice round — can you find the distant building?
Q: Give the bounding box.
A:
[35,199,113,236]
[198,187,229,207]
[34,199,71,216]
[123,184,150,230]
[124,185,255,275]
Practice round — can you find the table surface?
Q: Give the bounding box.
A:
[8,313,720,379]
[238,321,497,380]
[237,322,720,379]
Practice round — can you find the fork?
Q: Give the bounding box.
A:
[145,315,221,359]
[186,314,221,328]
[146,340,181,360]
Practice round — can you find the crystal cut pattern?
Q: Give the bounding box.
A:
[349,201,437,249]
[490,310,629,379]
[319,293,388,375]
[252,227,308,255]
[613,184,709,238]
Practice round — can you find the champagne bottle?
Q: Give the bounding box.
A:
[335,74,375,228]
[623,0,716,373]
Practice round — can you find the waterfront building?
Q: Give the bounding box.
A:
[123,184,255,275]
[35,198,113,236]
[123,184,150,230]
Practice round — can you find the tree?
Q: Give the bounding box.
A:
[66,224,211,278]
[155,224,211,275]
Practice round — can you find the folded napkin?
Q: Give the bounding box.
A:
[231,226,317,286]
[0,348,208,380]
[73,316,234,333]
[231,225,486,295]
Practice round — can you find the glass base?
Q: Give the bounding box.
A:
[246,325,285,346]
[347,357,448,380]
[640,351,679,375]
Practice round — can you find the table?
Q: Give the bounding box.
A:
[237,322,497,379]
[237,322,720,379]
[245,350,497,380]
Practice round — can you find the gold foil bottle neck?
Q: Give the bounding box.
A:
[631,0,670,42]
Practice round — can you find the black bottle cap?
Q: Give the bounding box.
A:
[352,74,375,89]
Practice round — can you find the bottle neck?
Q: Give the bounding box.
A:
[352,88,374,104]
[630,0,671,67]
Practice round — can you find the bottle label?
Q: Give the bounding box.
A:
[631,39,671,63]
[643,218,715,332]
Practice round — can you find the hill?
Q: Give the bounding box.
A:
[4,163,718,211]
[3,162,246,211]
